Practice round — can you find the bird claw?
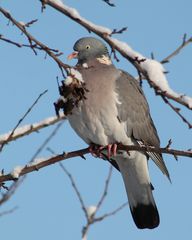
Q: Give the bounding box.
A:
[89,143,118,159]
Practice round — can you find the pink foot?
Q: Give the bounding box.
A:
[107,143,117,159]
[89,143,118,159]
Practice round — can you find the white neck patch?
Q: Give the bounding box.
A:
[96,55,112,65]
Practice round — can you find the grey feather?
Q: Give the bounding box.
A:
[115,70,170,180]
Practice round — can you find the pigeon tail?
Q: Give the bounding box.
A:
[115,151,159,229]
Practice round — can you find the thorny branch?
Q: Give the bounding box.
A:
[1,144,192,184]
[0,90,48,152]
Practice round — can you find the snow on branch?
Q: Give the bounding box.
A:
[0,114,65,146]
[1,144,192,184]
[41,0,192,110]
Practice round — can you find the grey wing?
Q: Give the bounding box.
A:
[116,70,170,180]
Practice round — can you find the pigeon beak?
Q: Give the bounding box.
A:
[67,51,78,60]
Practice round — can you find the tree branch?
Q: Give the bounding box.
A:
[59,163,89,220]
[1,144,192,184]
[161,34,192,64]
[0,90,48,152]
[0,114,65,146]
[95,165,113,213]
[0,6,71,77]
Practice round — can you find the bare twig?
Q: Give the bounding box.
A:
[59,163,89,219]
[0,178,25,205]
[102,0,115,7]
[95,165,113,213]
[0,7,71,77]
[110,27,127,35]
[0,206,18,217]
[0,90,48,152]
[94,202,128,222]
[1,144,192,184]
[161,34,192,64]
[0,34,61,52]
[161,96,192,129]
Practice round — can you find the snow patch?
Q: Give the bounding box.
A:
[50,0,64,7]
[86,205,97,218]
[181,95,192,109]
[27,157,48,167]
[65,68,84,85]
[141,59,178,96]
[11,166,23,179]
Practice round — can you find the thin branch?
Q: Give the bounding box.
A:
[0,90,48,152]
[0,122,63,206]
[102,0,115,7]
[0,206,18,217]
[161,34,192,64]
[0,178,25,205]
[1,144,192,184]
[161,96,192,129]
[0,114,65,146]
[0,7,71,76]
[95,165,113,213]
[146,77,192,110]
[0,34,61,52]
[59,163,89,219]
[94,202,128,222]
[110,27,127,35]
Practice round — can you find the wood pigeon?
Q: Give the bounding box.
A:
[67,37,170,229]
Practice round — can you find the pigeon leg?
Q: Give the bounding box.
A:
[89,143,118,159]
[107,143,117,159]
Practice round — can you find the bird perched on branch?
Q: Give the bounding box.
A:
[67,36,170,229]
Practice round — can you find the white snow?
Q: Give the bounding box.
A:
[141,59,178,96]
[110,38,144,59]
[65,68,84,85]
[19,21,26,26]
[65,76,73,85]
[111,38,192,105]
[49,0,64,7]
[11,166,23,179]
[181,95,192,109]
[86,205,97,218]
[50,0,111,34]
[27,157,49,167]
[82,18,112,35]
[0,115,64,144]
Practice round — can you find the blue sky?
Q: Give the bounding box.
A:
[0,0,192,239]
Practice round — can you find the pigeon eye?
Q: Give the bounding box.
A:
[86,45,90,49]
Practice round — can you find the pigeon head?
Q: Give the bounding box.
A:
[68,37,109,63]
